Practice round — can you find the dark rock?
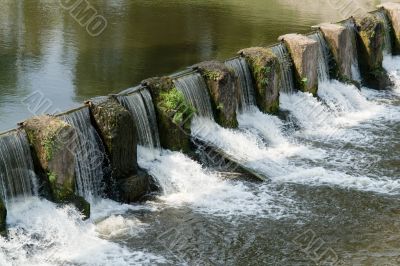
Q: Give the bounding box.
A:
[143,77,194,153]
[278,34,319,95]
[238,47,281,114]
[355,14,392,89]
[117,174,151,203]
[0,199,6,236]
[87,97,138,179]
[194,61,239,127]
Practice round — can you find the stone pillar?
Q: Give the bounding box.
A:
[143,77,194,153]
[24,115,90,219]
[194,61,239,127]
[319,23,357,82]
[86,97,138,179]
[355,13,392,89]
[238,47,281,114]
[278,34,319,95]
[378,3,400,54]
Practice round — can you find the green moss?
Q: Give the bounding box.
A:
[48,171,57,184]
[43,138,55,161]
[159,87,196,130]
[204,70,222,81]
[217,103,224,110]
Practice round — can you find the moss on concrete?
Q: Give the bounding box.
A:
[144,77,194,153]
[239,47,281,114]
[195,61,239,127]
[355,14,392,89]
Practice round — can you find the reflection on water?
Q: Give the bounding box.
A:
[0,0,384,130]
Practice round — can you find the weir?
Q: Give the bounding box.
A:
[118,89,161,149]
[342,20,361,81]
[0,2,397,233]
[225,57,256,111]
[271,43,296,94]
[0,130,37,204]
[376,10,393,54]
[61,108,105,200]
[309,31,331,82]
[174,73,214,119]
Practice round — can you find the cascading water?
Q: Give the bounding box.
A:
[342,20,361,81]
[376,10,392,54]
[174,72,214,119]
[309,31,330,82]
[118,89,161,149]
[225,57,256,111]
[0,130,37,204]
[271,43,295,93]
[61,108,105,201]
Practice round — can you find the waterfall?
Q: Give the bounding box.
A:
[61,108,105,200]
[225,57,256,111]
[174,73,214,119]
[343,20,361,81]
[271,43,296,93]
[309,31,330,82]
[0,130,37,204]
[376,11,392,54]
[118,89,161,149]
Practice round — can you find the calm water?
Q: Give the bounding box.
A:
[1,1,400,266]
[0,0,384,131]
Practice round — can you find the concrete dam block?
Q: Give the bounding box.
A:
[23,115,90,219]
[278,34,319,95]
[87,96,138,179]
[319,23,357,82]
[238,47,281,114]
[194,60,239,127]
[355,13,392,89]
[378,2,400,54]
[143,76,193,153]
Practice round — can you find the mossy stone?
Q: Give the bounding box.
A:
[144,77,193,153]
[239,47,281,114]
[195,61,239,127]
[355,14,392,89]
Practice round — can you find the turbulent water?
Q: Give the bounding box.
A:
[1,40,400,266]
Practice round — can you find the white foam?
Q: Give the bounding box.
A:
[274,168,400,195]
[384,55,400,95]
[0,197,165,266]
[190,114,400,195]
[138,146,301,219]
[96,215,146,240]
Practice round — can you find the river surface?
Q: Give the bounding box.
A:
[0,1,399,265]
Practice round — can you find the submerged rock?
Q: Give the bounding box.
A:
[319,23,357,82]
[355,14,392,89]
[378,3,400,54]
[117,173,151,203]
[87,97,138,179]
[23,116,90,218]
[238,48,281,114]
[143,77,194,153]
[194,61,239,127]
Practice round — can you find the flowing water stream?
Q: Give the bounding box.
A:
[0,1,399,265]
